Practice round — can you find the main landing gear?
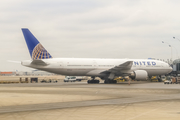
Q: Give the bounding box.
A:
[104,79,117,84]
[157,75,162,82]
[87,80,100,84]
[87,77,100,84]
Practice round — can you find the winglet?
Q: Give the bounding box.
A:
[21,28,53,60]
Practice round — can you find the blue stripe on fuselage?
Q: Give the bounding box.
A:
[134,61,156,66]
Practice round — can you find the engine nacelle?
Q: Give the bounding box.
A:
[130,70,148,80]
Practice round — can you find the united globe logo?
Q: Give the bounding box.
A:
[32,43,52,60]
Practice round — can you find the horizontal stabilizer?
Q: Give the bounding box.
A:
[31,59,48,66]
[8,60,21,64]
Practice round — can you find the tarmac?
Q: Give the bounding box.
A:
[0,81,180,120]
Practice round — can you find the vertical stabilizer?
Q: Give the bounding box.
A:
[22,28,52,60]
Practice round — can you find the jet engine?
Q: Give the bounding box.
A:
[130,70,148,80]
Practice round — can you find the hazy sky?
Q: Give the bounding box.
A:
[1,0,180,71]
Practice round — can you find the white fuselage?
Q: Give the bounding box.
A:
[22,58,172,77]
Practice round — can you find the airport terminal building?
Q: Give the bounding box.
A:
[172,59,180,75]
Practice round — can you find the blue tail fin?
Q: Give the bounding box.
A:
[22,28,53,60]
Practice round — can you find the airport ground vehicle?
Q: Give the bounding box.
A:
[41,79,58,83]
[151,76,159,82]
[114,77,125,82]
[161,75,166,81]
[164,80,172,84]
[177,77,180,84]
[151,76,163,82]
[64,76,86,82]
[164,76,180,84]
[164,76,173,84]
[41,79,48,83]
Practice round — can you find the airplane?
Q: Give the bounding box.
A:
[21,28,172,84]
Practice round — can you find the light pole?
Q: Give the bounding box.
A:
[173,37,180,42]
[162,41,173,64]
[172,37,180,58]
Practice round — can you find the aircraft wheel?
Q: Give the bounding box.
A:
[95,80,100,83]
[104,80,109,84]
[104,80,117,84]
[87,80,99,84]
[113,80,117,84]
[97,80,100,83]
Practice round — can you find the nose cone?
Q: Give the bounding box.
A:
[168,66,173,73]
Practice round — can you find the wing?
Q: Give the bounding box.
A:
[109,61,133,72]
[101,61,133,75]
